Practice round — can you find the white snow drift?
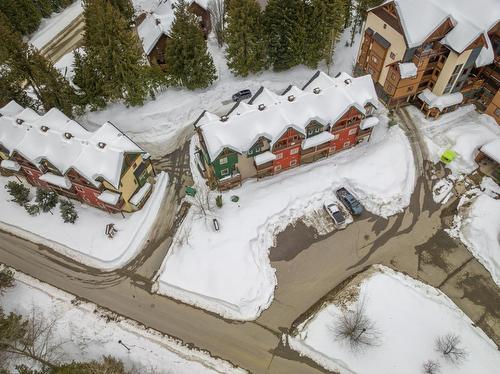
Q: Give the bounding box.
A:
[0,172,169,270]
[154,121,416,320]
[288,265,500,374]
[1,268,243,374]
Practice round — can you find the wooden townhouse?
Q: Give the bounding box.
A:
[136,0,211,68]
[193,71,380,191]
[0,101,155,213]
[356,0,500,120]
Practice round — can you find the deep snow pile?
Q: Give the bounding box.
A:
[406,105,500,175]
[78,29,361,156]
[154,121,416,320]
[1,268,243,374]
[446,178,500,286]
[0,172,169,270]
[287,265,500,374]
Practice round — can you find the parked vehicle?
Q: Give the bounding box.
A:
[336,187,364,215]
[213,218,220,231]
[324,202,346,227]
[232,89,252,102]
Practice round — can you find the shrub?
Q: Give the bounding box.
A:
[60,200,78,224]
[5,181,30,205]
[35,188,58,212]
[24,203,41,216]
[215,195,223,208]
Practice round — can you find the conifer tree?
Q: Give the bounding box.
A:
[107,0,135,24]
[60,200,78,223]
[5,181,30,206]
[74,0,158,109]
[264,0,306,71]
[0,13,76,116]
[164,0,217,89]
[225,0,267,77]
[0,0,42,35]
[324,0,350,71]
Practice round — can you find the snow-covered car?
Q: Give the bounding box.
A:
[324,202,346,227]
[336,187,364,216]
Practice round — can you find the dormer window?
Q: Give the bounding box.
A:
[98,142,106,149]
[313,87,321,94]
[16,118,24,125]
[41,125,49,132]
[288,95,295,102]
[64,132,73,139]
[258,104,266,111]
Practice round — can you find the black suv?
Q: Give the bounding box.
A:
[232,89,252,102]
[336,187,364,216]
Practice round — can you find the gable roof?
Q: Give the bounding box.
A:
[378,0,500,54]
[198,72,379,161]
[0,102,144,189]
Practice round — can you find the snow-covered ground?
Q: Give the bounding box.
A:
[73,25,361,156]
[407,105,500,175]
[1,268,244,374]
[153,120,416,320]
[287,265,500,374]
[446,177,500,286]
[0,172,169,270]
[29,1,83,51]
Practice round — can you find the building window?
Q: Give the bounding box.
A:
[390,52,395,59]
[383,23,387,29]
[276,153,283,159]
[219,157,228,165]
[348,128,357,136]
[221,168,229,176]
[495,108,500,116]
[333,133,340,140]
[344,141,350,148]
[290,160,297,167]
[290,148,299,155]
[407,86,413,92]
[371,56,378,63]
[274,165,282,172]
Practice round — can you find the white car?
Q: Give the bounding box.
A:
[324,202,347,227]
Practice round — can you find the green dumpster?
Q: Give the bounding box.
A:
[440,149,457,164]
[185,186,197,197]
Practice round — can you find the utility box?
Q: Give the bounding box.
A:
[440,150,457,164]
[185,186,197,197]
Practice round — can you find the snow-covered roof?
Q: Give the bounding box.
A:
[39,172,72,189]
[254,151,277,166]
[481,138,500,163]
[137,0,209,55]
[382,0,500,53]
[0,101,144,189]
[130,182,152,206]
[302,131,334,150]
[398,62,417,79]
[199,72,379,161]
[476,34,495,68]
[98,190,122,206]
[360,116,380,130]
[0,159,21,172]
[418,89,463,111]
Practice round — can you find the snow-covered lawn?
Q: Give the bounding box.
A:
[446,177,500,286]
[29,1,83,51]
[407,105,500,175]
[287,265,500,374]
[1,268,243,374]
[75,24,361,156]
[153,121,416,320]
[0,172,169,270]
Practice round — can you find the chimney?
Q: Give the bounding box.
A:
[98,142,106,149]
[64,132,73,139]
[344,78,352,85]
[258,104,266,111]
[40,125,49,132]
[313,87,321,94]
[220,115,228,122]
[288,95,295,102]
[16,118,24,125]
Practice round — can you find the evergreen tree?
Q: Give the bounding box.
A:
[51,356,131,373]
[264,0,306,71]
[35,188,58,212]
[107,0,135,24]
[74,0,158,109]
[323,0,350,71]
[350,0,382,46]
[0,268,14,295]
[60,200,78,223]
[5,181,30,206]
[0,13,76,116]
[225,0,267,77]
[0,66,37,109]
[24,203,41,216]
[164,0,217,89]
[0,0,42,35]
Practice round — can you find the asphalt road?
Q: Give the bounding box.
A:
[1,119,499,373]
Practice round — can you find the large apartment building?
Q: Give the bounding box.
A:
[194,71,380,191]
[356,0,500,119]
[0,101,155,213]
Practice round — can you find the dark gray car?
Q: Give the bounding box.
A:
[336,187,364,216]
[232,89,252,102]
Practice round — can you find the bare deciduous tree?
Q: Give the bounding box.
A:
[330,301,380,353]
[208,0,225,47]
[191,188,214,218]
[435,333,468,365]
[1,306,63,370]
[422,360,441,374]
